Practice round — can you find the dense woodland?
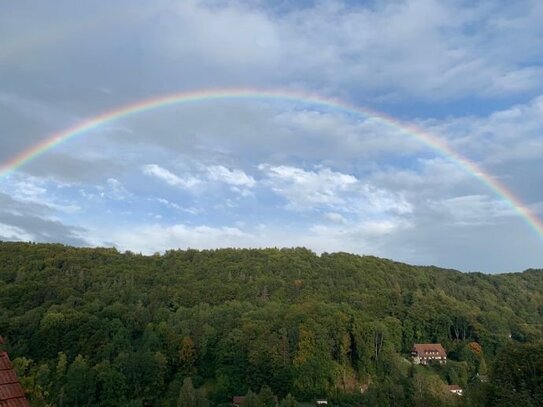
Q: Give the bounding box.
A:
[0,242,542,406]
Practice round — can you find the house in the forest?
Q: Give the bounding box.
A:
[0,336,30,406]
[411,343,447,365]
[232,396,246,407]
[447,384,463,396]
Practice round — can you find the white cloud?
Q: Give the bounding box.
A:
[303,0,543,98]
[5,176,80,214]
[142,164,201,189]
[11,179,48,201]
[162,1,280,74]
[259,163,413,216]
[155,197,201,215]
[144,0,543,99]
[92,223,251,254]
[3,0,543,119]
[142,163,257,197]
[85,218,412,258]
[310,218,412,241]
[101,178,131,201]
[350,184,413,215]
[206,165,256,188]
[259,164,357,210]
[324,212,347,224]
[428,95,543,165]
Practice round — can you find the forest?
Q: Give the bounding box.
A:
[0,241,542,406]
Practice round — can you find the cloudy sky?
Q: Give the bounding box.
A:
[1,0,542,272]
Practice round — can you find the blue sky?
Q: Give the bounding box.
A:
[1,0,542,272]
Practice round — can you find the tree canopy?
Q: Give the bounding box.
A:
[0,242,542,406]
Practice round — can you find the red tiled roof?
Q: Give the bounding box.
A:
[411,343,447,357]
[233,396,247,405]
[0,371,18,386]
[0,351,29,407]
[0,383,25,401]
[0,400,30,407]
[0,354,12,371]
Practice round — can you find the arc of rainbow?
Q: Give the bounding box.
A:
[1,87,542,241]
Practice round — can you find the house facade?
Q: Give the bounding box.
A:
[447,384,463,396]
[411,343,447,365]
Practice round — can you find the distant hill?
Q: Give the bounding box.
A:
[0,241,541,406]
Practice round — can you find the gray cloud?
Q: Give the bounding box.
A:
[0,192,89,246]
[425,95,543,204]
[2,0,542,106]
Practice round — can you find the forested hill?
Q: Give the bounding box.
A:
[0,242,542,406]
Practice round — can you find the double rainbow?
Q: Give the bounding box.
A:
[1,88,542,241]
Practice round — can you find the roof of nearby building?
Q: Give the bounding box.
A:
[233,396,247,405]
[0,343,29,407]
[411,343,447,356]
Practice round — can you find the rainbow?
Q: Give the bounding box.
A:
[1,87,542,241]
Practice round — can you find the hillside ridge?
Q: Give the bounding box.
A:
[0,241,542,406]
